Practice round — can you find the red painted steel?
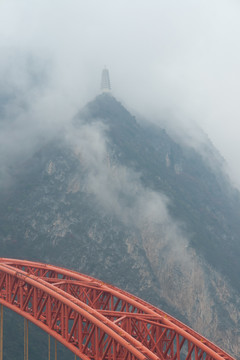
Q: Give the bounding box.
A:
[0,258,236,360]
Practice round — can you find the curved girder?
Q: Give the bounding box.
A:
[0,258,235,360]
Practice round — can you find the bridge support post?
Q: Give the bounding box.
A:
[55,339,57,360]
[24,319,28,360]
[0,305,3,360]
[48,334,51,360]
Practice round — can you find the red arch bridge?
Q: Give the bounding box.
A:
[0,258,235,360]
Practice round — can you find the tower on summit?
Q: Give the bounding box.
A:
[101,67,111,93]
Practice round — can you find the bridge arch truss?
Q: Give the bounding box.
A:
[0,258,235,360]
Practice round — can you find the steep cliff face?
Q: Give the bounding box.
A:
[0,94,240,358]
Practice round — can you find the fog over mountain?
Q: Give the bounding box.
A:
[1,91,240,358]
[1,0,240,186]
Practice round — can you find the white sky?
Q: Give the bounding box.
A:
[0,0,240,186]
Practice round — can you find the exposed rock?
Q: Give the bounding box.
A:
[0,94,240,358]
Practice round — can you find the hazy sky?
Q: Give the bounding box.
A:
[1,0,240,185]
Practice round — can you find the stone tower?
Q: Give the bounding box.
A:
[101,67,111,93]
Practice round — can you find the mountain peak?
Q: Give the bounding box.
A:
[1,80,240,358]
[76,94,138,130]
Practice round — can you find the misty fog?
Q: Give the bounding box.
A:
[1,0,240,188]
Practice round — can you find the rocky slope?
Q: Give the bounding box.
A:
[0,94,240,358]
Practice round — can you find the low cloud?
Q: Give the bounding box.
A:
[66,119,189,268]
[1,0,240,187]
[0,50,75,188]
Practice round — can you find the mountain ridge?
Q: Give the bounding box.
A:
[0,93,240,358]
[77,94,240,290]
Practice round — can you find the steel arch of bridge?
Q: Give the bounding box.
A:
[0,258,235,360]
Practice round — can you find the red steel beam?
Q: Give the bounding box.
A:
[0,263,159,360]
[0,258,236,360]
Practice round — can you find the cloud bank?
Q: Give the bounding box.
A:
[0,0,240,186]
